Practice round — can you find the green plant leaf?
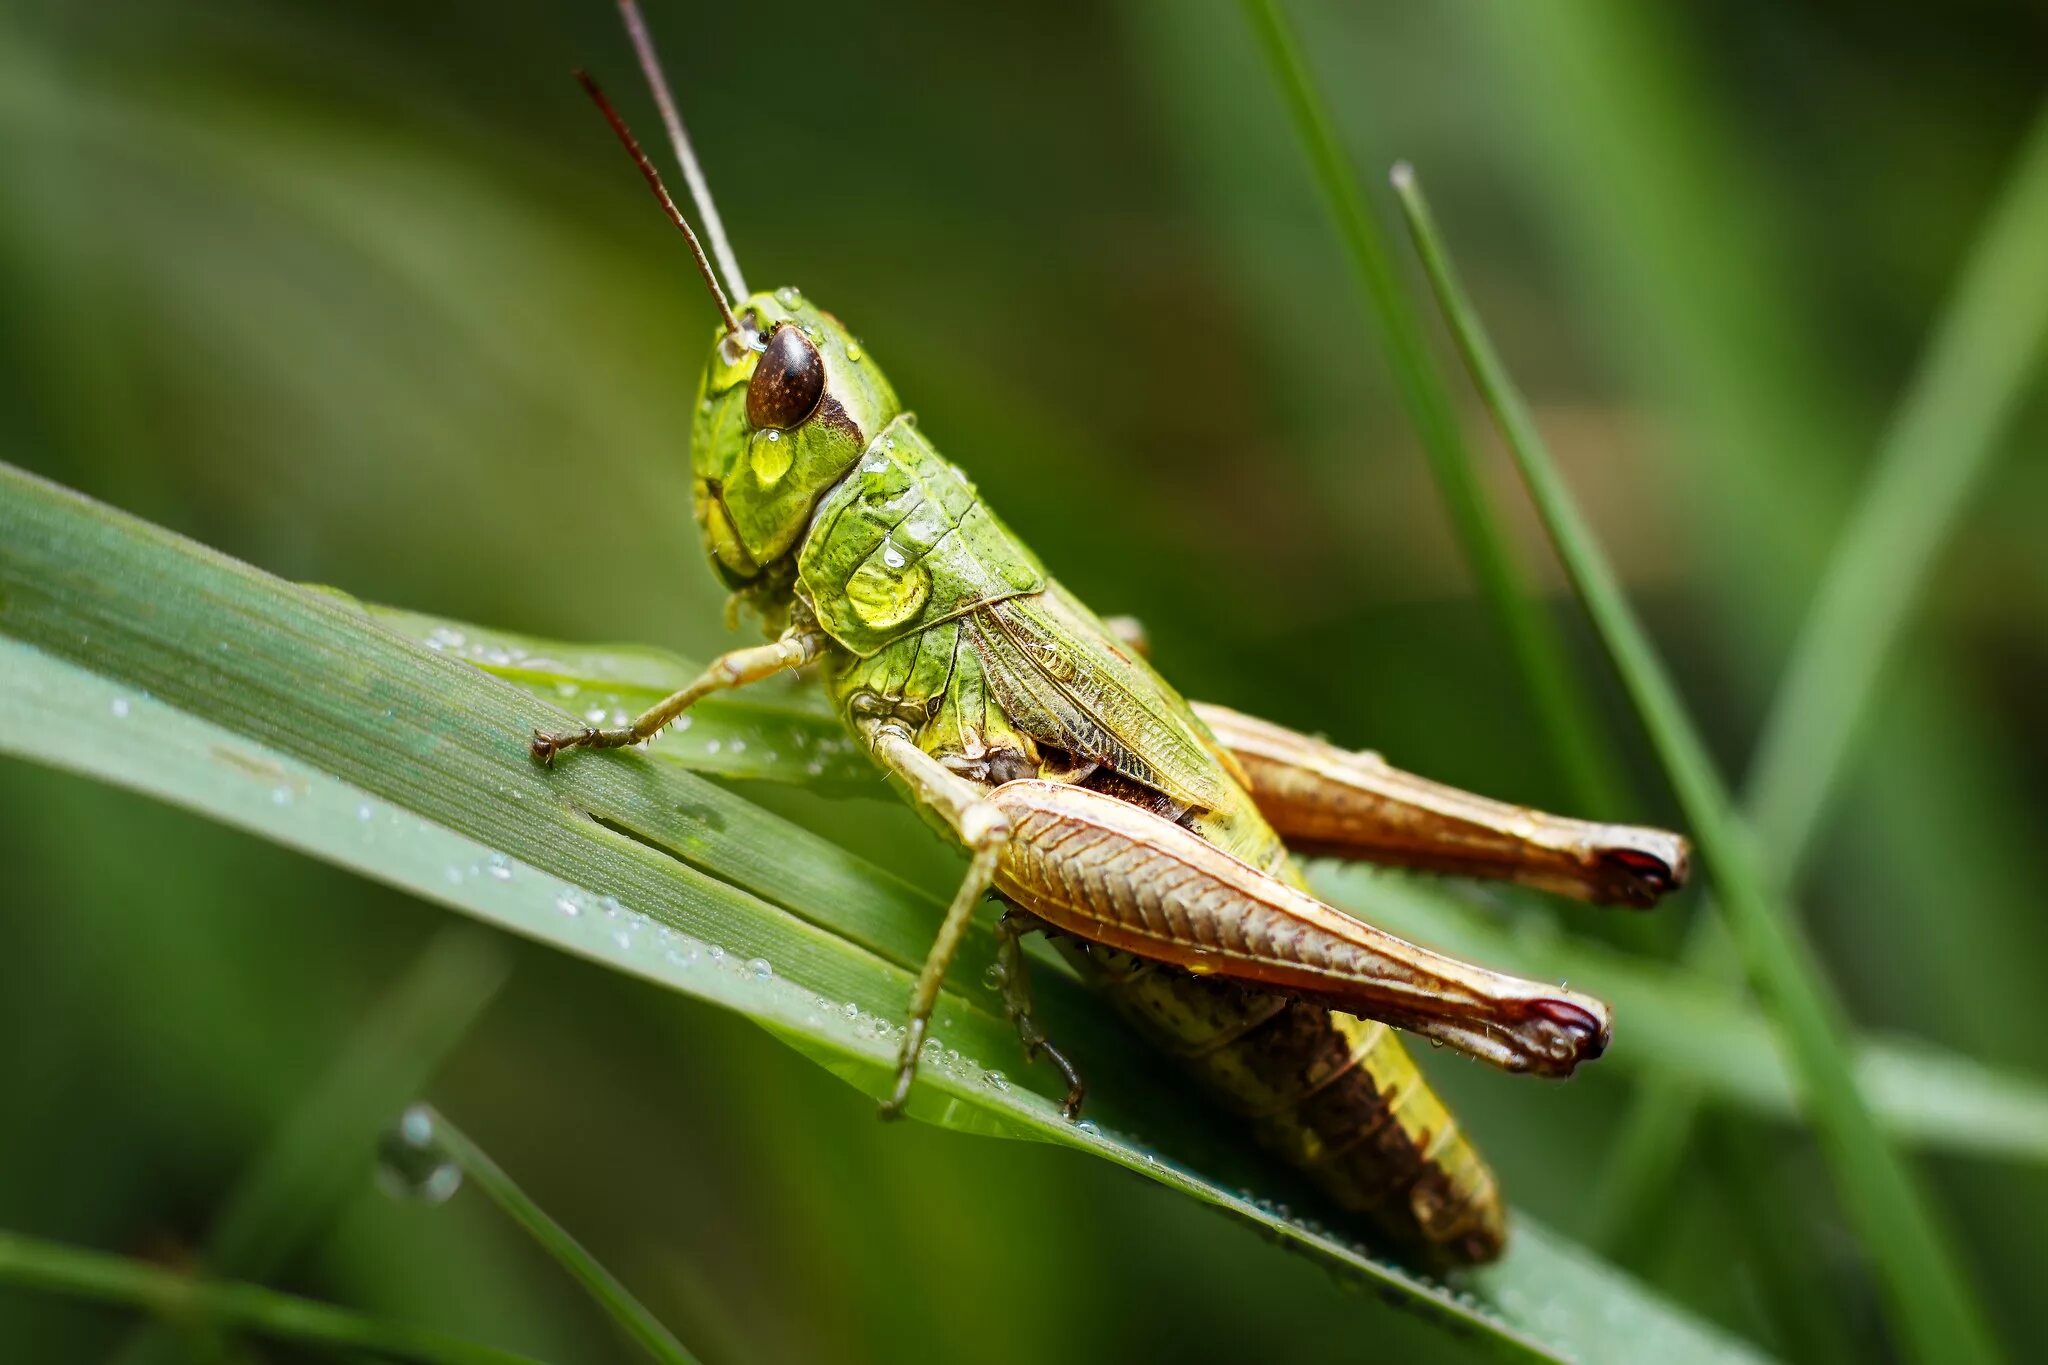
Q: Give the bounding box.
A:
[0,464,1773,1364]
[0,1230,542,1365]
[1233,0,1628,819]
[378,608,2048,1168]
[404,1106,699,1365]
[1391,166,2005,1365]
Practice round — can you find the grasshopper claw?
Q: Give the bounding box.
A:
[529,725,596,767]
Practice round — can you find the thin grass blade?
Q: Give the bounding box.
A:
[403,1106,699,1365]
[0,1229,543,1365]
[1391,165,2004,1365]
[1234,0,1627,818]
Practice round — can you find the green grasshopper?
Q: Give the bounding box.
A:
[536,1,1689,1268]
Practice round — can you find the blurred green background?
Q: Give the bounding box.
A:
[3,1,2045,1361]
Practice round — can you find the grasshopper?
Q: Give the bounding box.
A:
[535,2,1689,1268]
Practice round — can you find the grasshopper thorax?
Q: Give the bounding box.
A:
[690,289,901,594]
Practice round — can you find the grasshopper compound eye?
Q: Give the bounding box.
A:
[746,322,825,430]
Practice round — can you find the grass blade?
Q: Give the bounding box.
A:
[110,929,510,1365]
[208,932,512,1274]
[0,463,1776,1364]
[1744,103,2048,871]
[1587,101,2048,1255]
[0,1229,542,1365]
[1391,164,2004,1364]
[1235,0,1627,817]
[399,1106,699,1365]
[406,610,2048,1166]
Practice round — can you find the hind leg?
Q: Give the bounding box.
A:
[1192,703,1689,908]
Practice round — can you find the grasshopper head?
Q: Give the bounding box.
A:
[690,289,901,589]
[573,16,899,602]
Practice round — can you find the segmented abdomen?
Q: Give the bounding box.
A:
[1050,939,1504,1267]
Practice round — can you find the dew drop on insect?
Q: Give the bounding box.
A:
[747,957,773,981]
[982,962,1006,991]
[109,696,130,719]
[375,1104,462,1205]
[775,285,804,309]
[845,341,863,362]
[749,427,794,485]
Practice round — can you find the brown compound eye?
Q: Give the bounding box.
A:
[745,323,825,430]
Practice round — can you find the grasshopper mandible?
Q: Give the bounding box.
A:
[535,2,1689,1267]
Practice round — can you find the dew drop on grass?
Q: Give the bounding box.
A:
[554,893,583,918]
[109,697,130,719]
[747,957,773,981]
[375,1104,462,1205]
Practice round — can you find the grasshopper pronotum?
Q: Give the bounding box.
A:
[536,2,1689,1267]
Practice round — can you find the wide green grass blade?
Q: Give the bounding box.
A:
[0,1230,542,1365]
[400,610,2048,1168]
[1391,166,2004,1365]
[0,465,1773,1364]
[400,1107,699,1365]
[1234,0,1627,818]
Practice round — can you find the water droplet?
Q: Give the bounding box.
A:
[728,738,747,754]
[271,786,295,807]
[846,554,930,629]
[600,895,623,916]
[109,697,130,719]
[845,341,863,362]
[749,427,793,484]
[775,285,804,308]
[486,855,512,882]
[444,865,465,885]
[612,929,632,950]
[747,957,773,981]
[554,893,583,918]
[985,1070,1009,1091]
[357,802,375,821]
[375,1105,462,1204]
[982,962,1006,990]
[554,681,578,699]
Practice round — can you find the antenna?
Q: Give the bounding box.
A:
[574,69,741,338]
[617,0,749,302]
